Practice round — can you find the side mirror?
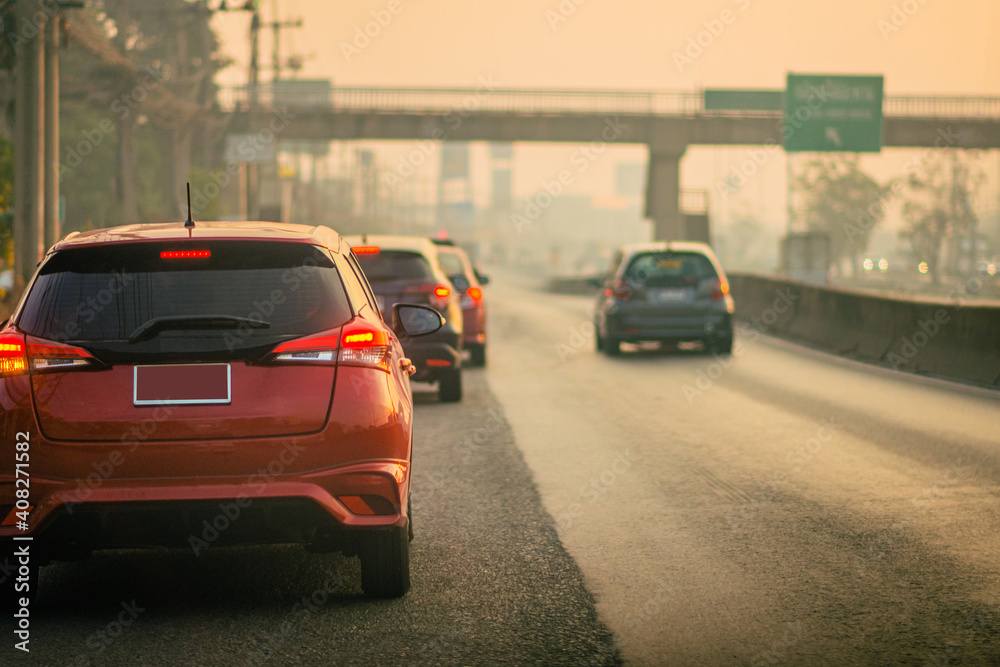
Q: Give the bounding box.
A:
[475,271,490,286]
[392,304,444,338]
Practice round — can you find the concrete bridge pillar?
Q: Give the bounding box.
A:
[645,148,686,241]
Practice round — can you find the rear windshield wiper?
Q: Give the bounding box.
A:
[128,316,270,344]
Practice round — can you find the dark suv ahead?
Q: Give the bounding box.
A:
[347,235,464,402]
[594,242,735,356]
[1,221,443,602]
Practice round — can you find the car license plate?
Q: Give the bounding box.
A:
[654,288,690,302]
[134,364,232,406]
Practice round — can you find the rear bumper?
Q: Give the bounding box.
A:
[0,459,409,554]
[604,309,732,342]
[404,340,462,381]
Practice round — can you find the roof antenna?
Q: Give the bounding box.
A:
[184,183,195,228]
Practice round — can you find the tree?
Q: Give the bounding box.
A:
[794,156,890,278]
[898,151,985,285]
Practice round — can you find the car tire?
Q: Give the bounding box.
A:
[360,526,410,599]
[594,323,604,351]
[469,344,486,368]
[604,336,621,356]
[438,369,463,402]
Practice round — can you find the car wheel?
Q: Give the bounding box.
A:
[604,336,621,356]
[360,526,410,598]
[594,322,604,351]
[438,369,463,402]
[469,344,486,368]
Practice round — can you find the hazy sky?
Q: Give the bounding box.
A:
[215,0,1000,93]
[212,1,1000,234]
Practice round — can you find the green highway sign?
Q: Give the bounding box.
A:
[704,89,784,112]
[784,74,884,152]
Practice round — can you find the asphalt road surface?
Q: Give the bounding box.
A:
[7,269,1000,666]
[5,365,619,665]
[487,271,1000,666]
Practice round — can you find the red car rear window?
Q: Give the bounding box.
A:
[17,241,353,358]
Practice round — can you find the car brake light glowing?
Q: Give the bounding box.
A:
[14,336,98,374]
[160,250,211,259]
[404,283,452,309]
[344,332,374,345]
[0,334,27,377]
[338,323,391,372]
[466,287,482,301]
[269,323,391,372]
[711,279,730,300]
[352,246,381,255]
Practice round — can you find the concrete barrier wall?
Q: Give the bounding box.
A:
[729,273,1000,388]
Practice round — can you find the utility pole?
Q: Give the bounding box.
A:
[13,0,45,289]
[44,11,60,249]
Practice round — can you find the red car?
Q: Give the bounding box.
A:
[0,221,443,602]
[433,241,489,367]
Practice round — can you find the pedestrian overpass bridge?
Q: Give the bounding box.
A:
[222,85,1000,240]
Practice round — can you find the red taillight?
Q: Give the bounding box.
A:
[160,250,211,259]
[711,279,730,300]
[269,322,392,372]
[611,279,632,301]
[404,283,452,310]
[0,333,27,377]
[25,336,97,373]
[352,246,381,255]
[466,287,483,302]
[338,322,391,372]
[270,332,341,363]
